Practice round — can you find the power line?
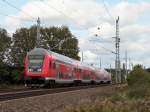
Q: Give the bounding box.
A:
[89,36,114,43]
[99,44,116,54]
[39,0,89,30]
[0,23,4,28]
[2,0,35,20]
[102,0,115,22]
[89,39,116,54]
[0,12,34,23]
[60,0,103,28]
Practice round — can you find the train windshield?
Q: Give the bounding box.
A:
[28,55,44,69]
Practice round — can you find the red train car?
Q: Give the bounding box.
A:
[24,48,111,87]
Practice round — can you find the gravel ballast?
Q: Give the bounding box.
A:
[0,85,119,112]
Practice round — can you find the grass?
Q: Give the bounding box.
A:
[65,90,150,112]
[0,84,25,90]
[65,65,150,112]
[66,99,150,112]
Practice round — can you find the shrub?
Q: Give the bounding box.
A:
[127,65,150,98]
[0,66,24,85]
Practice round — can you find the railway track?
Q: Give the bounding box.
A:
[0,84,113,102]
[0,87,37,94]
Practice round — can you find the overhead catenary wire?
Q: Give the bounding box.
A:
[36,18,77,52]
[89,39,116,54]
[30,0,107,43]
[39,0,89,30]
[0,12,34,23]
[38,1,115,54]
[60,0,104,28]
[89,36,114,43]
[30,1,86,49]
[102,0,115,22]
[2,0,36,20]
[1,0,118,55]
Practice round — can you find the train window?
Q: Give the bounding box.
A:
[59,72,63,78]
[53,62,56,69]
[79,69,82,73]
[49,61,51,68]
[28,55,44,69]
[74,68,77,72]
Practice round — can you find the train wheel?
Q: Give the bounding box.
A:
[48,80,55,88]
[91,80,95,85]
[74,80,81,86]
[107,81,111,84]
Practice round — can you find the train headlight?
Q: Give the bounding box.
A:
[29,69,33,72]
[37,69,42,72]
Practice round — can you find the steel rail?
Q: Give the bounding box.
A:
[0,84,113,102]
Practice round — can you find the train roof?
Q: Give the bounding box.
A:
[27,48,108,72]
[28,48,47,55]
[28,48,74,65]
[49,50,74,65]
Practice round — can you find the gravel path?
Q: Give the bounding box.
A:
[0,85,119,112]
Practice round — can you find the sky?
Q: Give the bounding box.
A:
[0,0,150,69]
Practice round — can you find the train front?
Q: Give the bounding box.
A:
[24,48,49,87]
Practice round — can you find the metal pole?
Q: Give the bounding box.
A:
[125,50,128,79]
[81,51,83,62]
[115,18,118,84]
[129,57,131,70]
[110,64,111,74]
[115,16,121,84]
[99,57,101,69]
[36,17,40,47]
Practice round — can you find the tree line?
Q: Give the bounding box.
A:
[0,25,80,85]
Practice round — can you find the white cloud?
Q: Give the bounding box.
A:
[112,2,150,26]
[3,0,150,68]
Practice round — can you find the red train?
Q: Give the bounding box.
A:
[24,48,111,87]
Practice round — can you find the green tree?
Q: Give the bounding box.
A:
[0,28,11,84]
[11,26,36,66]
[40,26,80,60]
[0,28,11,66]
[11,25,80,66]
[146,68,150,73]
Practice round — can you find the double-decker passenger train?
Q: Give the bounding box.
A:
[24,48,111,87]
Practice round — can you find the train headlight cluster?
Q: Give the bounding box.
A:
[29,69,33,72]
[37,69,42,72]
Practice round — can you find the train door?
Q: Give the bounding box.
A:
[71,67,74,79]
[67,65,73,80]
[55,61,61,79]
[50,60,57,78]
[49,59,56,78]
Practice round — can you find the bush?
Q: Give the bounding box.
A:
[127,65,150,98]
[0,67,11,84]
[0,66,24,85]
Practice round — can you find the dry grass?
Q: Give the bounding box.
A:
[65,66,150,112]
[65,95,150,112]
